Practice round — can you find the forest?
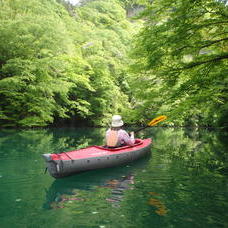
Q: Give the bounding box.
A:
[0,0,227,128]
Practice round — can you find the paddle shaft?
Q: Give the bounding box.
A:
[133,115,167,133]
[134,125,150,133]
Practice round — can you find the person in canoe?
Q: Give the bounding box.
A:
[105,115,135,148]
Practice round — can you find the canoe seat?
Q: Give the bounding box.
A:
[96,139,143,151]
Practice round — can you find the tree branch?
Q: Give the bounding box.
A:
[200,37,228,48]
[176,37,228,53]
[181,54,228,69]
[184,20,228,34]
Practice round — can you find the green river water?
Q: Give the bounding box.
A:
[0,127,227,228]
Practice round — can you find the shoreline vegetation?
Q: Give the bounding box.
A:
[0,125,226,131]
[0,0,227,129]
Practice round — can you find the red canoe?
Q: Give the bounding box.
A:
[42,138,152,178]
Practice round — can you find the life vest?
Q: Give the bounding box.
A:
[106,130,119,147]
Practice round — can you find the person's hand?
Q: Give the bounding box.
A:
[130,131,134,139]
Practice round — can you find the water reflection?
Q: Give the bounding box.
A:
[148,192,168,216]
[104,174,134,207]
[43,157,150,210]
[0,127,227,228]
[148,127,227,174]
[0,127,106,158]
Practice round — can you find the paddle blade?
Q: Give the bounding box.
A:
[148,115,167,126]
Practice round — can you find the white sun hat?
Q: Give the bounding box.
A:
[111,115,124,127]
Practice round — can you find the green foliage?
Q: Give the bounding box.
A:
[2,0,225,128]
[130,0,228,127]
[72,0,137,125]
[0,0,137,127]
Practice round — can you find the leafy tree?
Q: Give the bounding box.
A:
[0,0,138,127]
[130,0,228,127]
[72,0,138,125]
[0,0,96,127]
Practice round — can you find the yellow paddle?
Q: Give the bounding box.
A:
[134,115,167,133]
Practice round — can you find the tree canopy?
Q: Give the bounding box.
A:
[0,0,137,127]
[0,0,227,128]
[129,0,228,128]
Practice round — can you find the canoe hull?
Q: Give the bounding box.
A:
[43,138,152,178]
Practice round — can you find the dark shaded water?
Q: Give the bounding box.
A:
[0,127,227,228]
